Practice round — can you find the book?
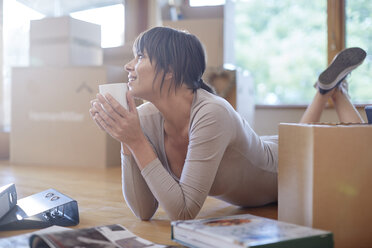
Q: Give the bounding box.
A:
[171,214,333,248]
[29,224,176,248]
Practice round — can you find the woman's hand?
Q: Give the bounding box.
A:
[89,92,144,148]
[89,92,157,169]
[89,98,105,131]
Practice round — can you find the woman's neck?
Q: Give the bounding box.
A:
[153,87,195,137]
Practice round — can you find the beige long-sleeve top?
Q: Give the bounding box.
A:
[121,89,278,220]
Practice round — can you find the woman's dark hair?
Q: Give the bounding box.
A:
[133,26,214,94]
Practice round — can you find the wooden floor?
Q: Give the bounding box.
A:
[0,160,277,246]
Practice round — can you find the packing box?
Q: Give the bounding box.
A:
[163,19,224,68]
[30,16,102,66]
[278,123,372,248]
[11,66,125,168]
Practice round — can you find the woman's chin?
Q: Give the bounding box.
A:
[128,83,137,93]
[128,86,140,98]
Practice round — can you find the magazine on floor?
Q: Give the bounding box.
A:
[29,224,175,248]
[0,226,69,248]
[0,224,176,248]
[171,214,333,248]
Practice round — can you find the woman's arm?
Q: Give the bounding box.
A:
[121,148,158,220]
[90,93,159,220]
[140,104,233,220]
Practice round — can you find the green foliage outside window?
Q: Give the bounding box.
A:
[346,0,372,104]
[235,0,371,104]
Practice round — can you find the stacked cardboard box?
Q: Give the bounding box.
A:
[29,16,102,66]
[11,17,124,168]
[163,19,224,68]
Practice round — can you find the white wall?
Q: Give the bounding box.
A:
[253,106,368,136]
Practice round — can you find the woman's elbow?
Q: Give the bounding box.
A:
[129,205,157,221]
[168,208,199,221]
[123,196,158,221]
[135,212,154,221]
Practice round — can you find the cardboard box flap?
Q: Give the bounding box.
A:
[280,122,372,128]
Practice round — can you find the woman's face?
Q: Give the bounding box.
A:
[124,49,160,100]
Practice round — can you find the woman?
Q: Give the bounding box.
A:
[89,26,366,220]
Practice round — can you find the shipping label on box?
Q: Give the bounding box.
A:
[11,66,125,168]
[278,123,372,248]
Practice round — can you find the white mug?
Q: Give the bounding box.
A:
[99,83,128,110]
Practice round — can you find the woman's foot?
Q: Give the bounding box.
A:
[317,47,366,94]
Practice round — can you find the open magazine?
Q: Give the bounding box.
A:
[29,224,175,248]
[0,226,69,248]
[0,224,176,248]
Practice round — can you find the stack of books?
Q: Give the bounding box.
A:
[171,214,333,248]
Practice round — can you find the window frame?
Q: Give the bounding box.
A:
[327,0,345,65]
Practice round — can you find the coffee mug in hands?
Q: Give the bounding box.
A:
[99,83,128,110]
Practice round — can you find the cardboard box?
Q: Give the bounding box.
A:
[278,123,372,248]
[202,67,255,126]
[202,68,236,108]
[30,16,102,66]
[163,19,224,68]
[11,66,125,168]
[103,43,133,67]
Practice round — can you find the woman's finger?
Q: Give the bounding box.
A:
[94,112,112,134]
[90,99,99,108]
[93,101,117,127]
[90,98,117,133]
[89,107,105,131]
[104,93,129,118]
[94,113,123,143]
[97,93,124,120]
[92,114,105,131]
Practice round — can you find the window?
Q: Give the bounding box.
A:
[234,0,371,105]
[234,0,327,105]
[70,4,125,48]
[345,0,372,104]
[3,0,45,127]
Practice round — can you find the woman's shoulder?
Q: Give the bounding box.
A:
[189,89,240,141]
